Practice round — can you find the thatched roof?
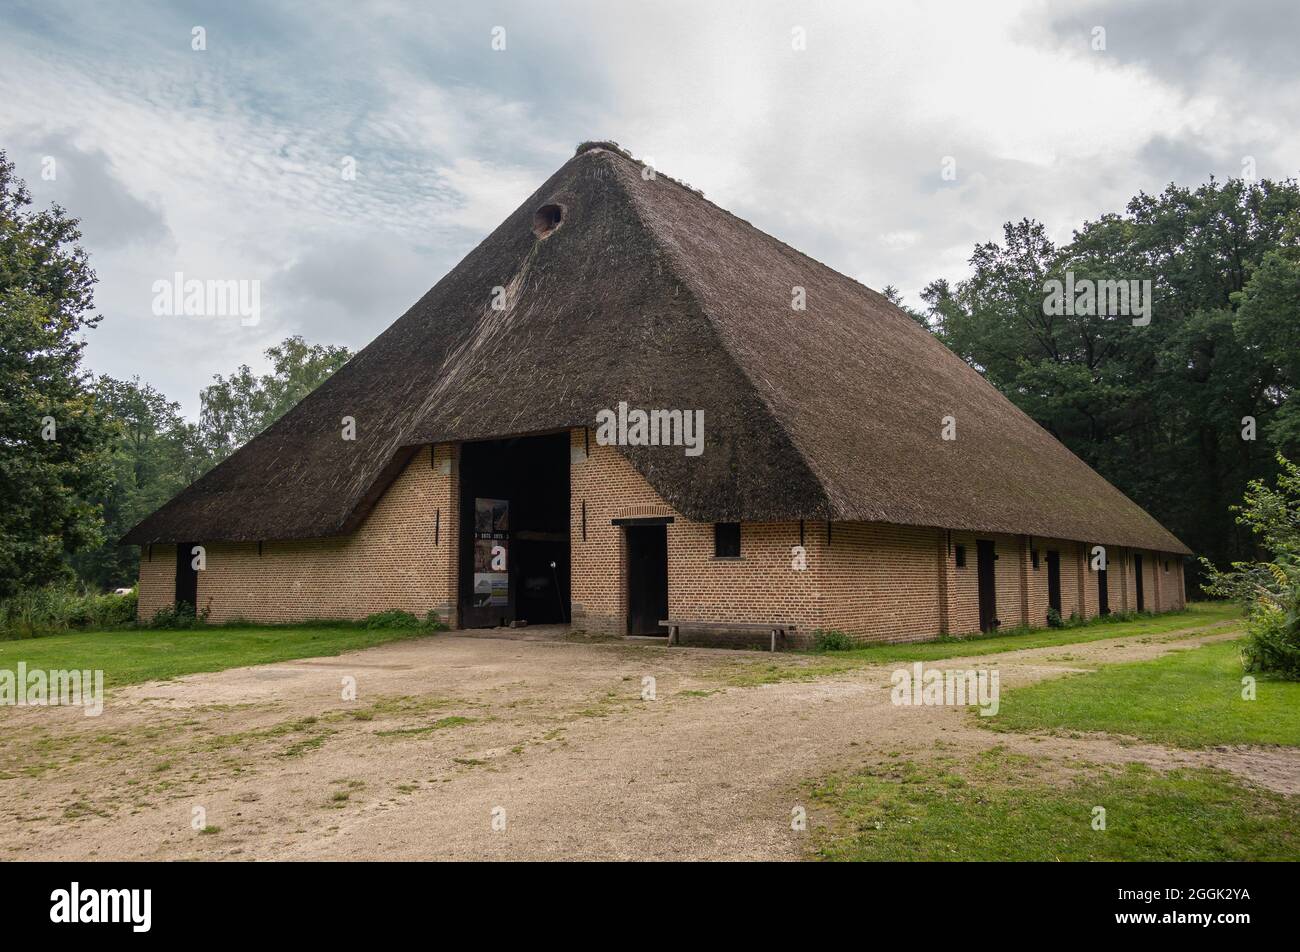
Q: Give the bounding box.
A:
[123,143,1190,555]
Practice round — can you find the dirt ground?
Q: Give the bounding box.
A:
[1,617,1292,861]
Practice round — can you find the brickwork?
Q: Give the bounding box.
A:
[138,445,458,624]
[817,522,944,644]
[137,544,176,621]
[569,430,667,634]
[1024,538,1049,628]
[138,427,1187,643]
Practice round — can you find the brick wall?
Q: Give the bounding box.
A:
[668,519,822,636]
[136,444,459,624]
[569,430,668,634]
[137,543,176,621]
[138,427,1188,643]
[817,522,944,643]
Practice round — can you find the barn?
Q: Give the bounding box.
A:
[123,142,1189,645]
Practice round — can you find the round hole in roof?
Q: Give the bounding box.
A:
[532,203,564,239]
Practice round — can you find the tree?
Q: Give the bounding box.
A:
[195,335,350,467]
[928,177,1300,589]
[0,150,114,596]
[72,376,198,588]
[65,338,350,591]
[881,284,929,329]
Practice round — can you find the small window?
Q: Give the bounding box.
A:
[714,522,740,558]
[1031,549,1040,570]
[955,544,966,568]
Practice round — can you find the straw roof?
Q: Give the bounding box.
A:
[124,143,1189,554]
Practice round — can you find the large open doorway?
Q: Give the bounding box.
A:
[458,432,570,628]
[1098,565,1110,615]
[976,539,997,633]
[1133,554,1145,611]
[1046,550,1062,620]
[625,524,668,636]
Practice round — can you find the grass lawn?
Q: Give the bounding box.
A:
[0,625,441,689]
[714,602,1241,687]
[810,747,1300,861]
[986,638,1300,748]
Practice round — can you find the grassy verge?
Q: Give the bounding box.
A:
[985,638,1300,748]
[711,602,1241,687]
[809,747,1300,861]
[0,625,442,689]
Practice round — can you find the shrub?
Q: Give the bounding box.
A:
[1202,455,1300,680]
[149,601,208,629]
[1237,601,1300,679]
[1046,608,1064,629]
[357,610,447,631]
[812,628,854,651]
[361,610,423,630]
[97,589,138,627]
[0,585,139,638]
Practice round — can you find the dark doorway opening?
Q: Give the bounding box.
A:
[458,432,570,628]
[1046,550,1061,619]
[1098,565,1110,615]
[626,525,668,636]
[1134,554,1145,611]
[976,539,997,633]
[175,542,198,610]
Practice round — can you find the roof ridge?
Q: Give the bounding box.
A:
[582,141,894,312]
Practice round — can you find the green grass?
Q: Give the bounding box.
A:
[373,715,475,737]
[987,638,1300,748]
[810,747,1300,861]
[0,625,441,689]
[828,602,1241,664]
[715,602,1241,687]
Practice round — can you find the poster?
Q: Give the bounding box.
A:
[472,498,509,607]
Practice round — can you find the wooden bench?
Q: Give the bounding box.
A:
[660,619,797,652]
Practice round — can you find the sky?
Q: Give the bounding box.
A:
[2,0,1296,417]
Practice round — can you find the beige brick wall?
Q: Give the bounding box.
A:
[137,444,459,624]
[1025,538,1049,627]
[669,519,822,634]
[1138,551,1157,612]
[819,522,944,643]
[137,543,176,621]
[138,427,1188,642]
[569,430,667,634]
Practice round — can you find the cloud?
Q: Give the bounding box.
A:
[19,132,173,251]
[270,234,445,344]
[0,0,1294,416]
[1045,0,1300,90]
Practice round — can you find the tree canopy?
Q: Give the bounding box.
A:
[0,150,113,596]
[922,177,1300,585]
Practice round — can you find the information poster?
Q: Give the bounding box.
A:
[472,498,509,608]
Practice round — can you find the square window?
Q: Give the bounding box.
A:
[714,522,741,558]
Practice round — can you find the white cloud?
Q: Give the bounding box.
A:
[1,0,1293,415]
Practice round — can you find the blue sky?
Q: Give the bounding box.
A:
[2,0,1295,416]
